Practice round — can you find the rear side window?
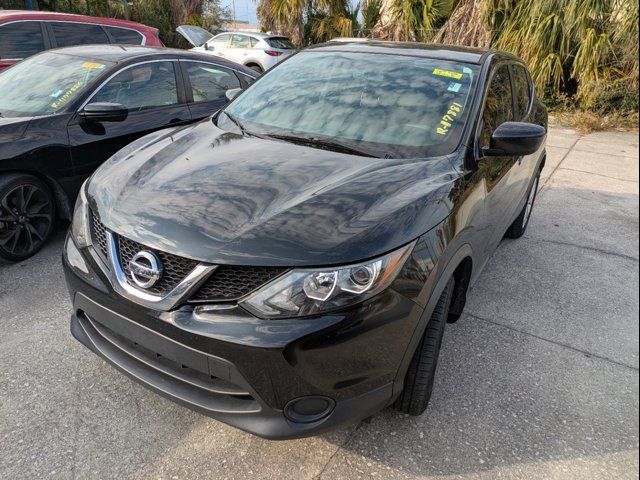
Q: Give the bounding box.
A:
[479,64,514,149]
[185,62,240,102]
[241,73,257,86]
[266,37,294,49]
[51,22,109,47]
[105,26,144,45]
[512,64,531,120]
[0,21,45,59]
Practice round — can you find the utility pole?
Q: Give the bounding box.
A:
[232,0,236,29]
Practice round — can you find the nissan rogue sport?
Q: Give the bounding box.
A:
[63,40,547,439]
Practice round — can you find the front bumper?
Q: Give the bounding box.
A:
[63,235,427,439]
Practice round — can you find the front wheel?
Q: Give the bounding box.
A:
[394,278,454,416]
[0,174,55,262]
[505,174,540,239]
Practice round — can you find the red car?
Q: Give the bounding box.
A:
[0,10,162,72]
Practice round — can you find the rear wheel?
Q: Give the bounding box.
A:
[0,174,55,262]
[505,174,539,239]
[247,64,263,73]
[394,278,454,416]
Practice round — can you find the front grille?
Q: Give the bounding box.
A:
[117,235,199,296]
[89,211,286,302]
[90,211,108,261]
[190,265,287,302]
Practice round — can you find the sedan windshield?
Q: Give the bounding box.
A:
[0,52,112,118]
[221,50,479,158]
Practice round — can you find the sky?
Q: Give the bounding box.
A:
[221,0,259,24]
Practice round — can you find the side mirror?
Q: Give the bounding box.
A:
[225,88,243,102]
[80,102,128,122]
[485,121,546,157]
[206,44,215,51]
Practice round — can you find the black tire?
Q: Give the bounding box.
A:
[505,174,540,239]
[248,64,263,73]
[394,277,454,416]
[0,174,55,263]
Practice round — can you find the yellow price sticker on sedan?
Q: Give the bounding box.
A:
[81,62,105,69]
[433,68,463,80]
[436,102,463,135]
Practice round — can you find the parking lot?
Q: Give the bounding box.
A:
[0,127,638,479]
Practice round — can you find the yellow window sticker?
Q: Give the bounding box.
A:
[433,68,463,80]
[82,61,105,69]
[50,81,83,110]
[436,102,463,135]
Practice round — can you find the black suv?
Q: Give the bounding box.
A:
[63,41,547,439]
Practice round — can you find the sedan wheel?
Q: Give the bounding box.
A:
[0,175,55,262]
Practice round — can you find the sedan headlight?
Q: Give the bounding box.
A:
[240,242,415,319]
[71,181,91,248]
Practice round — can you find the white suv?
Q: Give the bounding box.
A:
[177,26,295,73]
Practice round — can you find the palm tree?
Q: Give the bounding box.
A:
[257,0,307,46]
[388,0,455,42]
[305,0,357,44]
[435,0,638,109]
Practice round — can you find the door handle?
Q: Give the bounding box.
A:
[166,118,184,126]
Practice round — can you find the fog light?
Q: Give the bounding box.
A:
[284,396,335,424]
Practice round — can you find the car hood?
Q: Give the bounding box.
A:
[0,116,31,143]
[88,120,461,266]
[176,25,214,47]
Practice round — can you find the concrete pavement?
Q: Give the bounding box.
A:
[0,127,638,479]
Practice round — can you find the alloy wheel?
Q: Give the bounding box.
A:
[0,184,54,258]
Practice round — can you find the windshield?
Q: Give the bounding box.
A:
[221,51,479,158]
[0,52,112,118]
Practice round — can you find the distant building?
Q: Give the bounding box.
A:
[223,20,262,33]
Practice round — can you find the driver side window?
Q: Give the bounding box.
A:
[479,65,514,149]
[92,61,179,112]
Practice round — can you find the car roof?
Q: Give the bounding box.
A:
[309,39,519,65]
[43,45,259,75]
[0,10,156,32]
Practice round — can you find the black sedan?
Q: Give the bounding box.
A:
[64,41,547,439]
[0,45,258,262]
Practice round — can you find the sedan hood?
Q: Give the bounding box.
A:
[89,120,460,266]
[0,116,31,143]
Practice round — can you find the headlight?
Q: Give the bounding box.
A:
[240,242,415,319]
[70,181,91,248]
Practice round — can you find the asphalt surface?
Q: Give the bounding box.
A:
[1,127,638,480]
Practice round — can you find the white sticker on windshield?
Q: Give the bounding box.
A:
[447,82,462,93]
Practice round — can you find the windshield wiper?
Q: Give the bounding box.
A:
[265,134,378,158]
[223,111,249,136]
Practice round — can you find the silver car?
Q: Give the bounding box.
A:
[177,26,295,73]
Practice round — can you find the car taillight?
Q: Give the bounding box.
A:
[265,50,281,57]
